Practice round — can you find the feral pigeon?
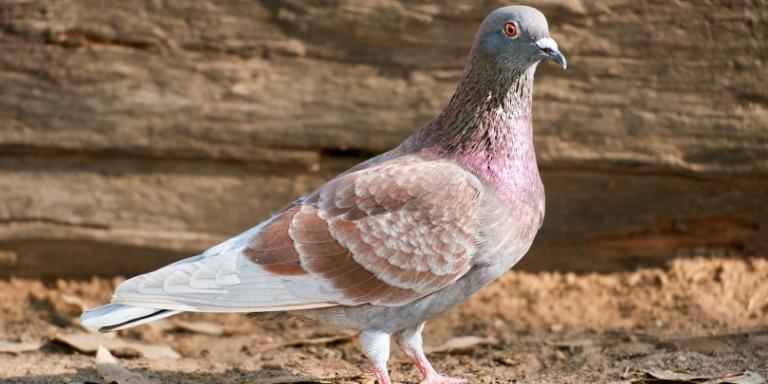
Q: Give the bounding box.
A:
[81,5,565,384]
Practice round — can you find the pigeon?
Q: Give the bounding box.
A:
[81,5,565,384]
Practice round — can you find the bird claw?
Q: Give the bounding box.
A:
[420,375,467,384]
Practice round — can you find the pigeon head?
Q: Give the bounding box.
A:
[408,6,565,204]
[474,5,566,70]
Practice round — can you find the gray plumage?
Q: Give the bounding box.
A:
[81,6,565,384]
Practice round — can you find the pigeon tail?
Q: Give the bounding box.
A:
[80,303,181,332]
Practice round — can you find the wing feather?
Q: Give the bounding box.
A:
[109,155,484,312]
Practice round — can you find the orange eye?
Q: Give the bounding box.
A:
[503,22,518,37]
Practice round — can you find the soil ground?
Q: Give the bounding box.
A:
[1,257,767,383]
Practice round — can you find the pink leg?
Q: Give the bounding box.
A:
[395,324,467,384]
[412,355,466,384]
[373,367,392,384]
[360,331,393,384]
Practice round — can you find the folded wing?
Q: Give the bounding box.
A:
[110,155,484,312]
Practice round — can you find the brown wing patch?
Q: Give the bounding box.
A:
[242,156,483,307]
[243,206,307,276]
[323,159,480,291]
[291,206,419,305]
[311,157,481,305]
[329,218,462,293]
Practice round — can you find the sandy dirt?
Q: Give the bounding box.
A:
[1,257,767,383]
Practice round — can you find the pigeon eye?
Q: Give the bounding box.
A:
[503,22,518,38]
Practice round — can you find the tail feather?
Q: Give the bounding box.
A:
[80,303,181,332]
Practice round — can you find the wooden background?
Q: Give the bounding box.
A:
[1,0,767,277]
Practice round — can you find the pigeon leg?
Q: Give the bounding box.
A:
[395,323,466,384]
[360,331,392,384]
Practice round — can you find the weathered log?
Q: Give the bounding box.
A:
[0,1,766,276]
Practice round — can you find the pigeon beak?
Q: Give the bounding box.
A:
[535,37,567,69]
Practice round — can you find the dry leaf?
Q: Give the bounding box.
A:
[285,334,356,346]
[172,320,225,336]
[114,344,180,360]
[706,371,765,384]
[0,340,43,354]
[48,293,91,318]
[143,320,175,334]
[96,346,150,384]
[425,336,497,354]
[270,333,357,350]
[55,332,180,359]
[60,294,90,312]
[549,338,595,348]
[252,374,362,383]
[643,370,709,382]
[637,370,765,384]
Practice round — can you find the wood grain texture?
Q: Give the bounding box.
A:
[0,1,766,276]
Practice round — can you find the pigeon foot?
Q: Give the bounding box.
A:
[420,374,467,384]
[373,367,392,384]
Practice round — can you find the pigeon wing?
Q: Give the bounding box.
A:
[111,155,484,311]
[248,155,484,306]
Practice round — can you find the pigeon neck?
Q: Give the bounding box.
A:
[412,53,541,205]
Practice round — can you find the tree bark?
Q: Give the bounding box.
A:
[1,0,766,276]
